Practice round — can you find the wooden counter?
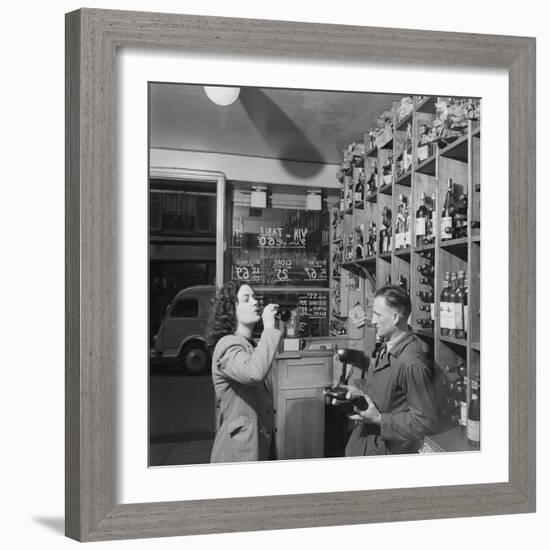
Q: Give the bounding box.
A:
[273,350,333,460]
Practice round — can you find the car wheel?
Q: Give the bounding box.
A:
[179,342,211,376]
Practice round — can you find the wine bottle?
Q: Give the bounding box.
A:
[459,381,468,427]
[404,197,411,248]
[419,250,434,260]
[398,274,408,291]
[440,272,451,336]
[449,272,460,338]
[454,271,466,339]
[459,271,468,338]
[441,179,454,241]
[423,192,436,244]
[467,380,480,447]
[416,318,433,329]
[417,263,434,277]
[415,192,429,247]
[395,194,405,250]
[355,170,365,204]
[385,274,392,285]
[417,290,434,303]
[419,277,433,286]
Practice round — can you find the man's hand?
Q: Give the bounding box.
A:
[348,394,382,425]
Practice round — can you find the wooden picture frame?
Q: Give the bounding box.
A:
[65,8,536,542]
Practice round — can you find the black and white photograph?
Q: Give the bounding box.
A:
[148,84,481,466]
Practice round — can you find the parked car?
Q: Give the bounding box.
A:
[151,285,215,375]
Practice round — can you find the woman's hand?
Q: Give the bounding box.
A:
[262,303,278,329]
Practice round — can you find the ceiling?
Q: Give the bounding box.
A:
[149,83,399,166]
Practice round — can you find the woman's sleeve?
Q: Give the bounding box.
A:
[217,328,282,385]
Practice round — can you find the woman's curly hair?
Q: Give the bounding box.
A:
[205,280,248,352]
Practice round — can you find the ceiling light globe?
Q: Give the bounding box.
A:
[203,86,240,106]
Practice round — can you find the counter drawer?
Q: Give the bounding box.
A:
[277,356,333,390]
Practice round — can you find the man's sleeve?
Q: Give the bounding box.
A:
[379,363,439,442]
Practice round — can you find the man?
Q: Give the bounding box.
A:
[344,285,439,456]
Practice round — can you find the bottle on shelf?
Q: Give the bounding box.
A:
[403,197,410,248]
[385,273,392,286]
[415,192,429,247]
[379,207,392,253]
[395,194,405,250]
[458,379,468,427]
[366,221,377,257]
[354,224,365,260]
[417,289,434,303]
[339,186,345,212]
[417,124,430,162]
[423,192,437,245]
[382,151,393,186]
[440,272,451,336]
[458,271,468,338]
[441,179,454,241]
[416,317,433,329]
[419,277,433,286]
[366,162,378,195]
[467,379,480,447]
[398,274,408,292]
[354,170,365,205]
[449,272,459,338]
[419,249,434,260]
[417,263,434,278]
[453,270,465,339]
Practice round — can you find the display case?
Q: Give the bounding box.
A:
[331,95,481,452]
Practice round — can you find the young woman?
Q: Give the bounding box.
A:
[206,280,282,463]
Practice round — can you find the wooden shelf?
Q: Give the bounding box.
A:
[356,256,377,266]
[379,136,393,150]
[354,201,364,210]
[439,132,468,162]
[394,248,412,259]
[395,170,412,186]
[365,192,377,203]
[415,154,436,176]
[396,112,413,131]
[440,237,469,259]
[331,95,480,455]
[366,145,378,158]
[379,183,392,195]
[440,334,468,348]
[416,95,437,114]
[413,243,435,253]
[339,261,366,276]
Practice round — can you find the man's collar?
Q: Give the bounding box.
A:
[386,329,414,359]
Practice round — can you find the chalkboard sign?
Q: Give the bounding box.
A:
[230,206,329,288]
[255,291,329,338]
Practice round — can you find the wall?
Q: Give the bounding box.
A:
[2,1,547,550]
[151,148,340,188]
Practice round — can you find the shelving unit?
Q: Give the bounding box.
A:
[330,95,481,452]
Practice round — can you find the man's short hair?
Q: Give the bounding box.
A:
[374,285,412,319]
